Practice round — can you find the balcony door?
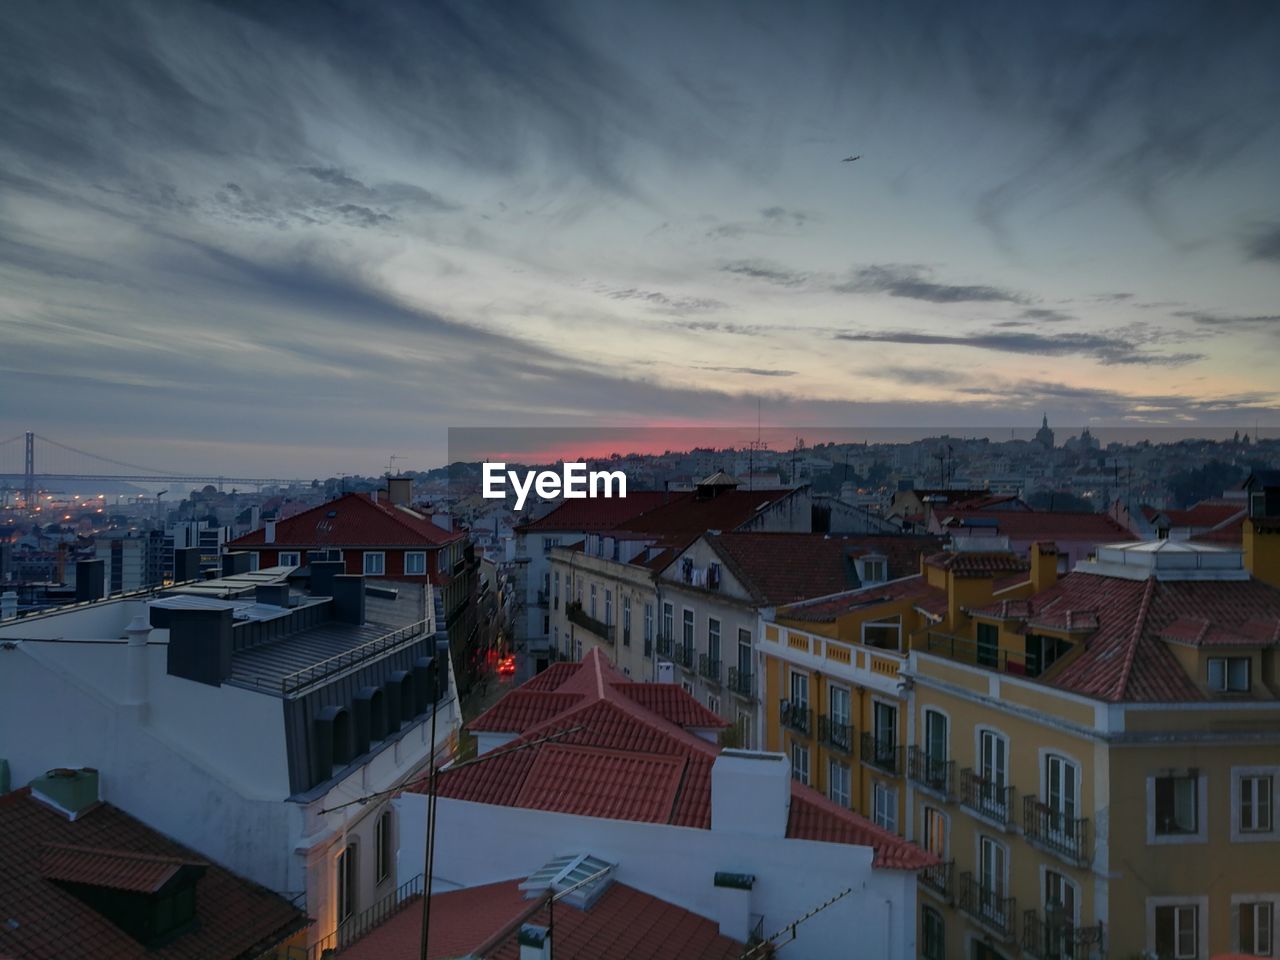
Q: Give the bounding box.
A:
[1046,753,1079,842]
[979,836,1007,925]
[790,671,809,709]
[924,709,948,765]
[737,631,751,676]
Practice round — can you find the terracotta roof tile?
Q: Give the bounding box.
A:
[0,790,306,960]
[925,550,1030,578]
[613,488,798,538]
[611,683,729,727]
[515,745,686,823]
[939,509,1135,543]
[229,492,461,549]
[469,691,584,733]
[786,790,937,870]
[780,575,944,623]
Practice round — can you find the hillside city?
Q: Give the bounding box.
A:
[1,420,1279,959]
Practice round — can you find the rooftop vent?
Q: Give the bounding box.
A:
[30,768,100,820]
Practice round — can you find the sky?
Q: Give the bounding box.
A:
[1,0,1279,477]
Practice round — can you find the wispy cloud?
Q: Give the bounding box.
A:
[1175,309,1280,334]
[835,326,1203,366]
[835,264,1028,304]
[604,287,726,313]
[720,259,810,287]
[1242,220,1280,264]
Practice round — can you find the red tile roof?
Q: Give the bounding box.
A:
[0,790,306,960]
[938,509,1134,543]
[779,574,945,623]
[228,492,461,548]
[1161,502,1247,529]
[925,550,1030,578]
[614,488,798,538]
[429,651,934,869]
[966,571,1280,702]
[468,691,584,733]
[40,844,202,895]
[337,879,745,960]
[516,492,673,533]
[1191,519,1245,546]
[703,533,941,606]
[612,683,729,728]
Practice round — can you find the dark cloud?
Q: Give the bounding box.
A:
[706,207,813,240]
[1242,221,1280,264]
[835,327,1203,366]
[720,259,810,287]
[695,365,797,377]
[1020,308,1075,323]
[1175,309,1280,333]
[834,264,1027,304]
[605,288,726,313]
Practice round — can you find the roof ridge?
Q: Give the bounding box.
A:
[1115,576,1157,700]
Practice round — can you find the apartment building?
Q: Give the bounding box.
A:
[904,523,1280,959]
[0,562,458,952]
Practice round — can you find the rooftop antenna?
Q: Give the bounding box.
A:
[388,454,404,477]
[746,398,769,491]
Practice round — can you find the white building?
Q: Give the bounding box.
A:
[0,563,458,950]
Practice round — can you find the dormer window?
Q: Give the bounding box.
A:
[861,556,886,584]
[1207,656,1250,692]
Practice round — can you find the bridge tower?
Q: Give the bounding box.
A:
[23,432,35,508]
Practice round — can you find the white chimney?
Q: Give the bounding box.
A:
[711,750,791,838]
[125,613,152,722]
[264,519,276,544]
[518,924,551,960]
[0,591,17,621]
[713,872,755,942]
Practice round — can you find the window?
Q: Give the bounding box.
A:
[604,589,613,627]
[1025,632,1069,678]
[790,670,809,709]
[375,810,392,884]
[1045,754,1078,823]
[979,836,1007,925]
[791,742,810,785]
[278,551,300,567]
[439,550,450,573]
[644,603,653,646]
[873,782,898,833]
[707,693,720,715]
[681,679,693,695]
[682,608,694,646]
[922,906,945,960]
[553,571,560,609]
[248,552,260,572]
[662,603,673,640]
[862,556,886,583]
[976,622,999,668]
[708,618,721,663]
[873,700,897,757]
[924,709,948,766]
[829,684,851,727]
[553,625,559,653]
[861,616,901,651]
[1237,772,1276,836]
[363,551,385,576]
[1208,656,1251,692]
[829,761,851,807]
[337,844,357,924]
[737,631,752,680]
[1154,773,1199,836]
[590,584,597,618]
[574,636,582,661]
[737,710,752,750]
[404,552,426,575]
[622,596,631,645]
[1238,901,1274,956]
[980,731,1007,790]
[1045,870,1079,957]
[923,806,947,858]
[1154,904,1199,959]
[542,537,560,553]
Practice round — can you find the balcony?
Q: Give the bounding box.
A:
[1021,909,1105,960]
[780,699,812,737]
[698,654,722,684]
[859,732,903,776]
[923,630,1043,677]
[566,602,613,643]
[672,642,695,670]
[907,746,955,799]
[919,859,953,902]
[959,768,1016,829]
[727,666,754,700]
[1023,797,1090,867]
[958,872,1016,942]
[656,633,674,659]
[817,715,853,754]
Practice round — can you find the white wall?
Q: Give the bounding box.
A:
[393,795,917,959]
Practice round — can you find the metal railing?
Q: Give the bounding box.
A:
[959,768,1016,828]
[859,732,903,775]
[780,698,812,736]
[306,872,424,957]
[919,859,954,901]
[672,641,695,669]
[728,666,754,699]
[643,637,653,658]
[907,746,955,798]
[1024,797,1091,866]
[656,632,674,658]
[278,618,432,696]
[566,602,613,642]
[958,872,1016,941]
[923,630,1041,676]
[1021,908,1105,959]
[698,653,722,684]
[818,715,853,753]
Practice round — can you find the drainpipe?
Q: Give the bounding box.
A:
[856,685,866,812]
[125,613,152,723]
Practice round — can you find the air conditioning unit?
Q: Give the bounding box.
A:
[656,661,675,683]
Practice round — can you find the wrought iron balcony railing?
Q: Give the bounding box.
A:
[1021,908,1105,960]
[698,653,722,684]
[959,767,1017,828]
[919,859,954,901]
[958,872,1016,941]
[859,731,903,776]
[727,666,754,699]
[1023,796,1091,867]
[656,632,674,658]
[566,602,613,642]
[672,641,695,669]
[907,746,955,798]
[818,715,853,754]
[780,699,812,736]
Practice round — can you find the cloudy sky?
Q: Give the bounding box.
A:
[2,0,1279,475]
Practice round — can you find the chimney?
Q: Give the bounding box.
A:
[75,559,105,602]
[710,750,790,838]
[309,560,345,598]
[165,607,233,686]
[713,872,756,942]
[264,519,277,544]
[222,551,251,577]
[125,613,151,721]
[1030,541,1060,593]
[518,924,551,960]
[30,768,100,820]
[331,575,366,625]
[387,477,412,507]
[1,591,17,621]
[173,546,201,583]
[249,505,260,529]
[255,583,291,607]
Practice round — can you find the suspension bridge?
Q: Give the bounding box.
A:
[0,432,303,504]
